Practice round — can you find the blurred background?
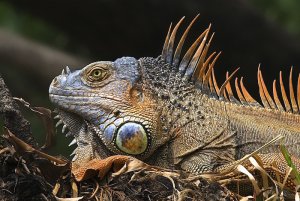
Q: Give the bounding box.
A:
[0,0,300,156]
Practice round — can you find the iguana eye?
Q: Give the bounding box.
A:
[88,68,108,81]
[115,122,148,155]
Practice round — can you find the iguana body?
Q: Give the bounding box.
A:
[49,16,300,190]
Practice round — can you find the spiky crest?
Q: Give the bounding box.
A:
[160,16,300,114]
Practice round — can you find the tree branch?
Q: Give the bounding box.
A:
[0,28,88,80]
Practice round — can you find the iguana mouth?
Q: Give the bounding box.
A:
[49,92,128,104]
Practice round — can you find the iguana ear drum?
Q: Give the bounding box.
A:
[115,122,148,155]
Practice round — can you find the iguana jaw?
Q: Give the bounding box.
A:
[54,108,115,164]
[53,109,86,162]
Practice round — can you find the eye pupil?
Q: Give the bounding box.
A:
[93,70,101,76]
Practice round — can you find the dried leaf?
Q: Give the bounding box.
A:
[0,147,14,155]
[32,106,55,150]
[218,134,284,174]
[249,156,279,199]
[71,180,78,198]
[52,183,61,196]
[55,196,83,201]
[71,155,131,181]
[112,157,149,177]
[112,157,171,178]
[249,156,269,191]
[13,97,55,149]
[236,164,261,195]
[239,196,254,201]
[3,127,68,165]
[296,185,300,201]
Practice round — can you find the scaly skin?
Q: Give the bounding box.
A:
[49,17,300,190]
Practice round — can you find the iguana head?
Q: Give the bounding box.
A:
[49,57,170,161]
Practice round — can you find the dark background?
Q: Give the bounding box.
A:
[0,0,300,156]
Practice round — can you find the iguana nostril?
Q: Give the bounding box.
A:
[51,75,68,88]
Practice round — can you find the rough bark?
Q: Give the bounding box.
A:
[0,74,36,147]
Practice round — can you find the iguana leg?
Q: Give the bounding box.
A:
[172,126,237,174]
[178,149,236,173]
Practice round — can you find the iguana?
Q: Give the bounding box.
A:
[49,15,300,191]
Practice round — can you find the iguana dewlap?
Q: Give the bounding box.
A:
[49,16,300,185]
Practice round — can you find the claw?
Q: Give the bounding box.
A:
[65,66,71,74]
[69,138,77,146]
[62,125,68,133]
[54,115,60,119]
[55,120,63,127]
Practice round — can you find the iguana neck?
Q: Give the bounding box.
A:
[141,57,228,139]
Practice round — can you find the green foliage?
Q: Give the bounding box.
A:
[280,144,300,185]
[251,0,300,37]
